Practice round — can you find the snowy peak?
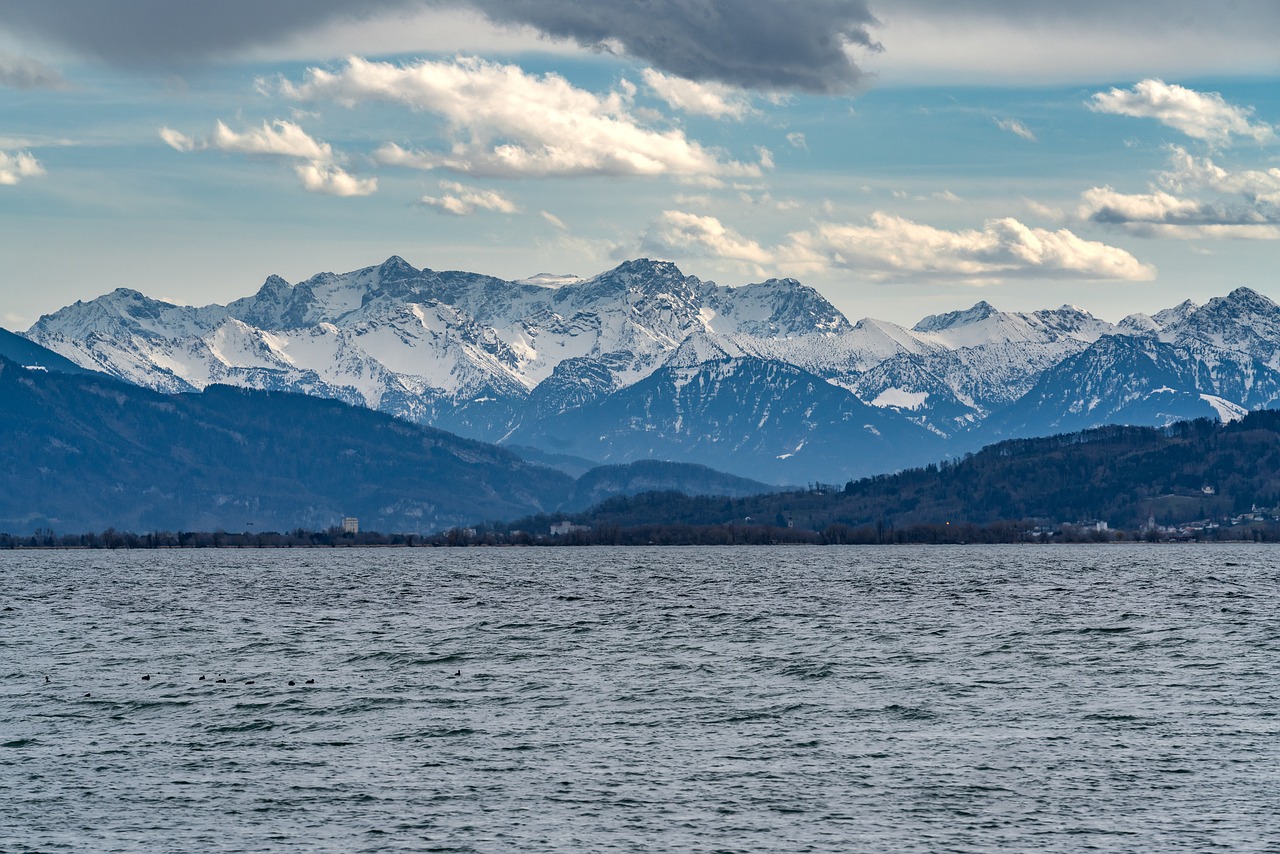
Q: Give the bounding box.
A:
[911,299,1114,349]
[1119,312,1161,335]
[1151,299,1199,330]
[577,258,691,297]
[913,301,998,333]
[706,278,851,337]
[376,255,420,282]
[1158,287,1280,368]
[30,288,218,340]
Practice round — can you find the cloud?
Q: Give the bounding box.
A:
[787,213,1155,281]
[0,149,44,185]
[786,132,807,150]
[1161,146,1280,201]
[474,0,880,92]
[160,119,374,196]
[0,53,68,89]
[641,210,774,266]
[993,117,1036,142]
[1088,79,1274,145]
[209,120,334,161]
[0,1,425,67]
[420,181,518,215]
[295,161,377,196]
[1079,148,1280,239]
[640,68,752,119]
[288,56,761,180]
[540,210,568,230]
[0,0,879,92]
[866,2,1280,84]
[639,209,1153,282]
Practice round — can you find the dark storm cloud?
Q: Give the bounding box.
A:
[0,0,879,93]
[470,0,879,93]
[0,1,435,67]
[0,1,422,67]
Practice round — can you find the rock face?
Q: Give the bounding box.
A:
[23,256,1280,484]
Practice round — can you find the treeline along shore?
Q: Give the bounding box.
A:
[6,519,1280,550]
[8,411,1280,549]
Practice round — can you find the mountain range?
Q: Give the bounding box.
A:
[0,353,769,534]
[19,256,1280,484]
[524,410,1280,537]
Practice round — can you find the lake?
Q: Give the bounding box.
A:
[3,545,1278,852]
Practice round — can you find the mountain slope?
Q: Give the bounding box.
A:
[547,411,1280,533]
[508,356,948,484]
[0,355,790,534]
[978,335,1255,442]
[0,354,573,533]
[0,328,102,376]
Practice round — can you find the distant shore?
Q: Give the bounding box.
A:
[5,522,1279,550]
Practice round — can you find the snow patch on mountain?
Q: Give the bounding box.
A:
[870,388,929,410]
[1200,394,1247,422]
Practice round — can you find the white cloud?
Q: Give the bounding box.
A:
[787,213,1155,281]
[420,181,519,215]
[1079,146,1280,238]
[208,120,333,161]
[0,149,44,185]
[540,210,568,230]
[1088,79,1274,145]
[1081,186,1202,223]
[786,132,807,150]
[160,120,374,197]
[284,56,760,180]
[638,209,1153,282]
[295,162,377,197]
[159,126,197,152]
[994,117,1037,142]
[640,68,752,120]
[1161,146,1280,202]
[641,210,773,266]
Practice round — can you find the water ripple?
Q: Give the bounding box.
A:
[2,544,1280,852]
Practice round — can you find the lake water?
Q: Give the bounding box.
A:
[2,545,1279,852]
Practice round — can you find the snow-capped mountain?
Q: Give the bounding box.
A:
[20,256,1280,484]
[506,356,948,484]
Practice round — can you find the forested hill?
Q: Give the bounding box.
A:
[517,412,1280,534]
[0,355,770,534]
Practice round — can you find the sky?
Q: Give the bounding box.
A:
[1,0,1278,330]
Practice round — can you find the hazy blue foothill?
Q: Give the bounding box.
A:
[0,355,770,534]
[0,328,100,377]
[527,410,1280,537]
